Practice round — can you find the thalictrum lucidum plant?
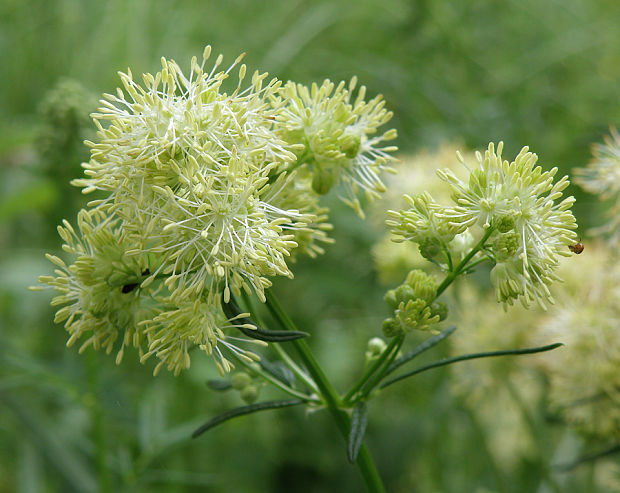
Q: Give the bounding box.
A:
[33,46,580,493]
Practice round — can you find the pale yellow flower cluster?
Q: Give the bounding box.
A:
[37,46,396,375]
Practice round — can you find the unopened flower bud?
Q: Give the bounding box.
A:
[493,232,519,261]
[418,237,441,260]
[240,385,259,404]
[495,215,516,233]
[231,371,252,390]
[405,269,437,304]
[382,318,402,337]
[384,289,399,310]
[312,167,335,195]
[395,284,416,304]
[366,337,387,360]
[430,301,448,322]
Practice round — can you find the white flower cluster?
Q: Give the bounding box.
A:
[37,46,396,375]
[274,78,397,217]
[389,142,578,309]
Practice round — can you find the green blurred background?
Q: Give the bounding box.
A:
[1,1,619,492]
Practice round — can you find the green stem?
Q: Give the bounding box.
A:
[354,229,495,399]
[440,240,454,271]
[463,405,510,493]
[86,350,110,493]
[241,291,318,393]
[435,226,495,297]
[343,335,403,405]
[225,349,317,402]
[264,290,386,493]
[356,337,404,403]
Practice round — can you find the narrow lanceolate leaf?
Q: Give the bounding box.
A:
[348,402,368,463]
[222,294,309,342]
[236,323,309,342]
[206,379,233,391]
[386,325,457,376]
[259,358,296,386]
[380,342,563,390]
[192,399,304,438]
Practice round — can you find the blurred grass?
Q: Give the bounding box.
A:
[1,0,619,491]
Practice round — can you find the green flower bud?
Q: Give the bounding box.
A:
[240,385,259,404]
[384,289,399,310]
[430,301,448,322]
[495,215,516,233]
[382,317,402,337]
[366,337,387,360]
[396,299,439,332]
[231,371,252,390]
[340,134,361,158]
[493,232,519,261]
[395,283,416,305]
[418,236,442,260]
[405,269,438,304]
[311,167,335,195]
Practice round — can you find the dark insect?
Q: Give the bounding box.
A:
[121,282,139,293]
[121,268,151,293]
[568,241,584,254]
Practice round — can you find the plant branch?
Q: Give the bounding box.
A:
[379,343,563,390]
[436,226,495,298]
[384,325,457,377]
[192,400,304,438]
[342,335,403,405]
[264,289,386,493]
[240,291,318,393]
[224,348,317,402]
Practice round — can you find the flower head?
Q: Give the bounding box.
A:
[72,46,330,304]
[36,209,153,360]
[438,142,578,308]
[36,45,396,375]
[387,192,466,260]
[382,270,446,335]
[35,208,263,376]
[274,78,397,217]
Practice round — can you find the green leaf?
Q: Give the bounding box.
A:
[347,402,368,464]
[385,325,457,376]
[206,379,232,391]
[192,399,304,438]
[259,358,296,387]
[222,295,309,342]
[380,342,564,390]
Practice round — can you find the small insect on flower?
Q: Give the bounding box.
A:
[568,240,584,254]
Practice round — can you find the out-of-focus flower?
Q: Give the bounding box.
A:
[538,243,620,440]
[574,128,620,246]
[448,281,547,469]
